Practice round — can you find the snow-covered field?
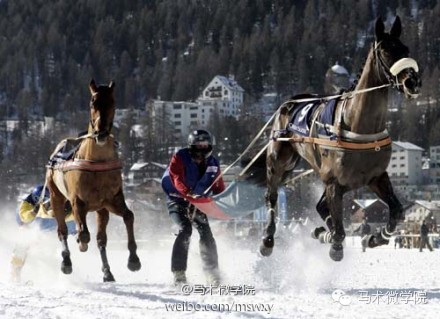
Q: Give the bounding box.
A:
[1,209,439,319]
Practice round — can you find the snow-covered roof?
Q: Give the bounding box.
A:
[215,75,245,92]
[130,162,149,171]
[330,63,349,75]
[413,200,440,211]
[393,141,424,151]
[150,162,168,170]
[353,199,386,209]
[130,162,167,171]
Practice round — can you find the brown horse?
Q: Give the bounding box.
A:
[46,79,141,281]
[247,16,421,261]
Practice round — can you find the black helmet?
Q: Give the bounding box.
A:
[188,129,214,159]
[31,184,49,203]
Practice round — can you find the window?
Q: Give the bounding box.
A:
[400,156,405,160]
[400,164,405,167]
[190,113,197,118]
[174,114,181,118]
[173,104,182,110]
[391,157,396,160]
[174,121,181,126]
[392,164,397,168]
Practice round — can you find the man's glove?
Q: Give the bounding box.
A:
[186,191,201,199]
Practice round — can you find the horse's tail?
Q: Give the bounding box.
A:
[239,147,267,186]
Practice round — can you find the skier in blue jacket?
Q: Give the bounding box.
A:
[162,129,225,285]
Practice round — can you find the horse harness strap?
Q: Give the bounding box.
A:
[52,158,123,172]
[314,122,390,142]
[277,96,392,152]
[275,135,392,151]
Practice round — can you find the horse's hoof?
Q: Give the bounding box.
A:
[329,243,344,261]
[61,252,72,274]
[103,270,115,282]
[259,244,273,256]
[79,242,88,252]
[61,263,73,275]
[367,234,389,248]
[311,226,326,239]
[128,257,141,272]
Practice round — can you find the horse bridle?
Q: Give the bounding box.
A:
[373,41,419,98]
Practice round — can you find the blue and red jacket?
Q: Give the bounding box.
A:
[161,148,225,203]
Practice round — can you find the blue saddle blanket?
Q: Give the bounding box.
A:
[287,98,338,136]
[47,138,82,167]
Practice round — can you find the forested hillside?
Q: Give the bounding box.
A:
[0,1,439,112]
[1,0,440,201]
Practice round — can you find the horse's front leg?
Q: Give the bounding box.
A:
[367,172,403,247]
[109,191,141,272]
[260,187,278,256]
[73,198,90,252]
[96,208,115,282]
[55,205,72,274]
[48,178,73,274]
[325,181,347,261]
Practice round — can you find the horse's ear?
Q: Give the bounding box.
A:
[375,17,385,41]
[109,81,115,90]
[89,79,98,94]
[390,16,402,38]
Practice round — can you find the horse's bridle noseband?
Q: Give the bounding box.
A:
[373,41,419,98]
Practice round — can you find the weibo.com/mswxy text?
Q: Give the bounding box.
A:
[165,301,274,314]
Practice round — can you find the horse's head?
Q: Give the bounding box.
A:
[88,79,115,145]
[374,16,421,99]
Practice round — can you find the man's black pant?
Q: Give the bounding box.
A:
[168,201,218,272]
[420,236,433,251]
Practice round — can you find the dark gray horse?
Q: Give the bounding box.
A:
[246,16,421,261]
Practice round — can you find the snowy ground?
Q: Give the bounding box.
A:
[1,210,439,319]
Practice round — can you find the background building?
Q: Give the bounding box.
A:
[198,75,245,118]
[387,141,424,186]
[151,75,245,139]
[429,145,440,184]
